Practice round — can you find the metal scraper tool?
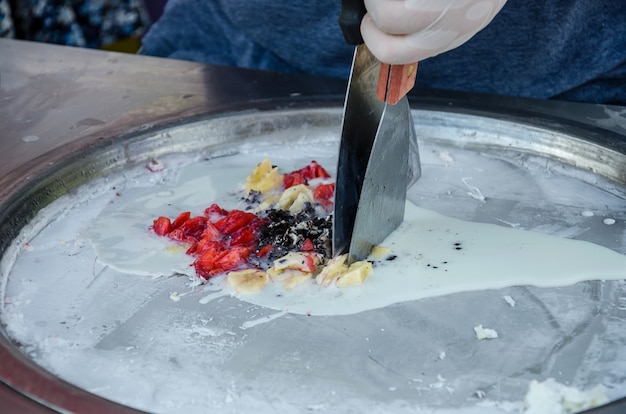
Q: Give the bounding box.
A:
[333,0,421,263]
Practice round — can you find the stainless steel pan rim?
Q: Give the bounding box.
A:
[0,101,625,413]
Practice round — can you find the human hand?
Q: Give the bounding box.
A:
[361,0,507,64]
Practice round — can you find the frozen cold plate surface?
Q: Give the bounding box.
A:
[1,108,625,413]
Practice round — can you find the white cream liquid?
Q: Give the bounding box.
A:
[85,152,626,316]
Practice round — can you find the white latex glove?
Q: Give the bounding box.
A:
[361,0,507,64]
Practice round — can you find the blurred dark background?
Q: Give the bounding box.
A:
[0,0,167,53]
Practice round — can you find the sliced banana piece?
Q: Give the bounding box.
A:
[369,245,391,260]
[271,269,313,290]
[315,254,348,286]
[267,252,320,289]
[271,251,320,273]
[275,184,313,213]
[227,269,269,294]
[336,261,373,287]
[256,194,280,212]
[245,158,283,194]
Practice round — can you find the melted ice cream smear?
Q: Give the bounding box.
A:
[86,155,626,316]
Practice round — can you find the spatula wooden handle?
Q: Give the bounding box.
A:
[377,62,418,105]
[340,0,418,104]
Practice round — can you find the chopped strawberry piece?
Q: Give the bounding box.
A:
[200,221,221,241]
[215,246,251,269]
[186,243,197,255]
[172,211,191,229]
[178,216,207,240]
[230,226,256,246]
[186,241,204,255]
[283,172,306,189]
[204,203,228,221]
[304,160,331,179]
[192,239,225,257]
[152,216,172,236]
[313,183,335,201]
[194,245,250,278]
[301,238,315,251]
[214,210,257,234]
[257,244,272,257]
[168,228,185,241]
[194,245,225,278]
[247,216,269,232]
[284,161,330,189]
[205,203,228,216]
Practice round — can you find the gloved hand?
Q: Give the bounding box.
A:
[361,0,507,64]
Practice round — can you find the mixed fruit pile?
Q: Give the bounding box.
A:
[150,158,374,293]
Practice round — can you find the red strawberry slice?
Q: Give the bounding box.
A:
[230,226,256,246]
[152,216,172,236]
[283,172,306,189]
[215,210,257,234]
[283,160,331,189]
[214,246,251,271]
[204,203,228,222]
[303,160,331,179]
[168,228,185,241]
[172,211,191,229]
[200,221,221,241]
[313,183,335,201]
[178,216,207,240]
[301,238,315,251]
[194,245,250,278]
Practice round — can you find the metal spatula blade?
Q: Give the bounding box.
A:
[333,0,419,262]
[333,44,416,262]
[333,44,382,258]
[348,93,414,261]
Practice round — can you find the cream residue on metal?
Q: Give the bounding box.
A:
[85,153,626,316]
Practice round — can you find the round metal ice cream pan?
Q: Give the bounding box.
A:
[0,97,625,413]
